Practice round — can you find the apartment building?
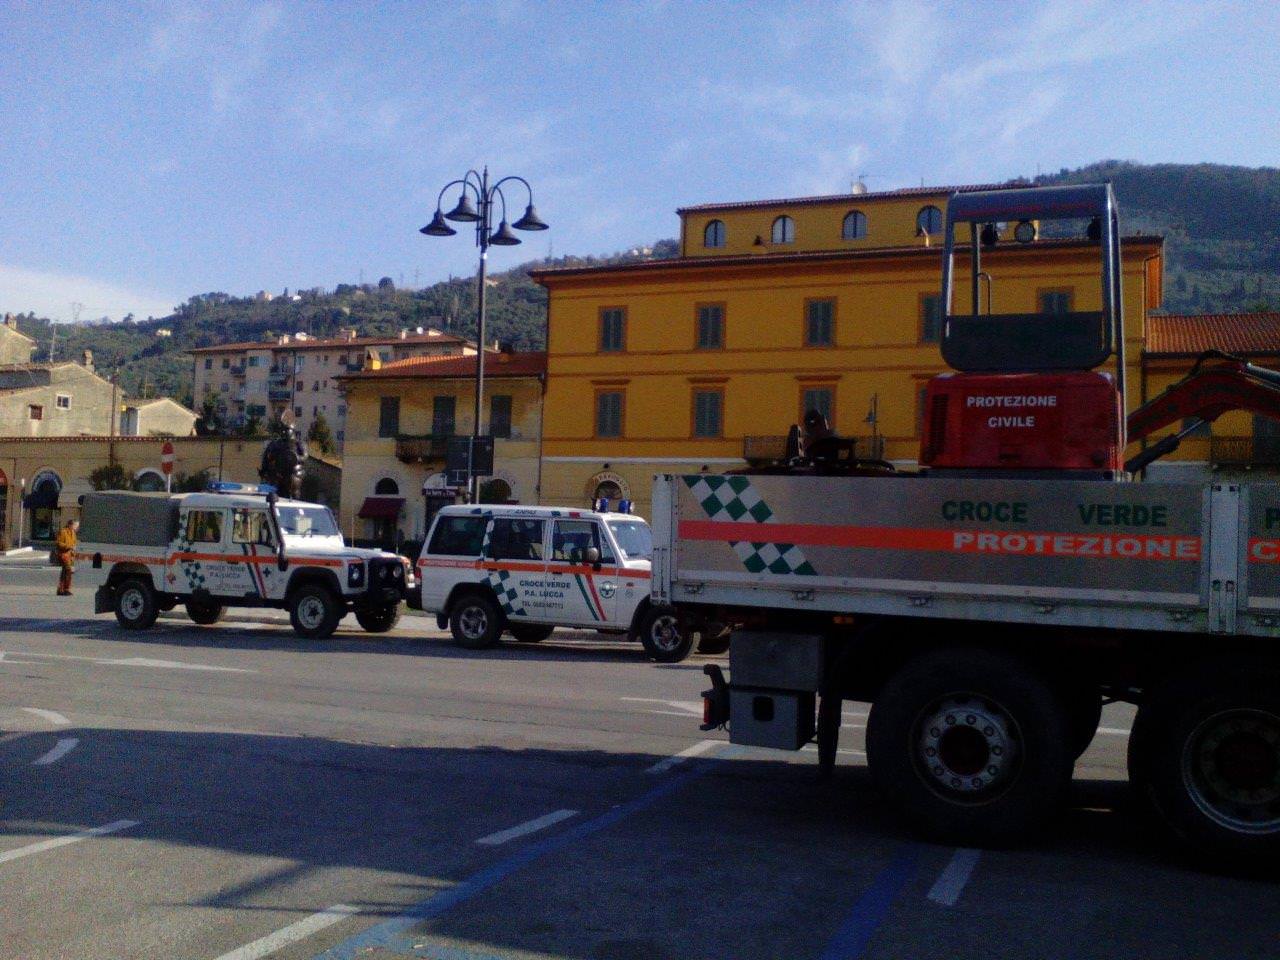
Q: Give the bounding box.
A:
[189,328,475,447]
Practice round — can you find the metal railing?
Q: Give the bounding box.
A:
[743,434,886,464]
[1211,436,1280,467]
[395,434,450,463]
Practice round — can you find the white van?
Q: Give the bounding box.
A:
[411,504,705,661]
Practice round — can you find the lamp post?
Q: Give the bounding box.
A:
[420,167,548,501]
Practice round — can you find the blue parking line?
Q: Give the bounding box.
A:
[817,846,919,960]
[312,748,741,960]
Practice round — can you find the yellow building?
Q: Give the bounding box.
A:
[337,351,546,548]
[533,184,1164,515]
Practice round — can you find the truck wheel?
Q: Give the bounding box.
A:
[696,624,731,656]
[1128,665,1280,870]
[510,624,554,643]
[355,604,401,633]
[866,647,1072,846]
[185,599,225,625]
[289,584,343,639]
[638,605,694,663]
[450,594,503,649]
[114,577,158,630]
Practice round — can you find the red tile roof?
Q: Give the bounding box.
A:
[1145,313,1280,357]
[341,351,547,380]
[676,182,1030,215]
[188,329,470,353]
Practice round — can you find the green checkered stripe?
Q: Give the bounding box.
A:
[176,532,207,590]
[683,475,816,576]
[487,568,527,617]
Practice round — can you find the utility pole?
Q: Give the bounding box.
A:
[108,370,119,466]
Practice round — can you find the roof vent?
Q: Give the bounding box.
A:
[851,179,868,195]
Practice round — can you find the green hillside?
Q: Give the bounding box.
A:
[6,162,1277,404]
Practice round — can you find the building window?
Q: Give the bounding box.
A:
[55,394,71,410]
[802,387,834,424]
[374,477,399,495]
[222,358,230,369]
[599,307,626,352]
[248,356,261,367]
[1039,289,1073,315]
[379,396,400,438]
[294,406,302,417]
[204,358,213,370]
[692,390,723,438]
[220,383,229,393]
[433,395,456,436]
[920,293,944,343]
[490,394,512,438]
[805,299,836,347]
[336,430,344,442]
[337,404,346,417]
[703,219,726,248]
[312,382,319,391]
[696,304,724,349]
[596,391,624,438]
[771,215,795,244]
[842,210,867,240]
[917,205,943,235]
[916,385,929,436]
[28,404,43,421]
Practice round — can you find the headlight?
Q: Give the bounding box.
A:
[347,562,365,588]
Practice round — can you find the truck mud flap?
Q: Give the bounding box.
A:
[94,585,113,615]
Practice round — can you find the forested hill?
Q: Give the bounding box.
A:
[7,162,1279,404]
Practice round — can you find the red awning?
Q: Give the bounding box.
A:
[357,497,405,520]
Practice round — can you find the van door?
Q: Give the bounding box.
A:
[484,517,547,623]
[419,514,489,611]
[548,518,619,627]
[174,507,241,597]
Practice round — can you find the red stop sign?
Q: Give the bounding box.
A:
[160,441,175,475]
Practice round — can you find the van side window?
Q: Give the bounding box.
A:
[551,520,615,564]
[488,518,544,561]
[231,509,273,547]
[427,516,487,556]
[186,510,224,544]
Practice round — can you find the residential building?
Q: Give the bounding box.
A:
[119,397,199,437]
[337,350,546,547]
[1139,312,1280,479]
[0,352,119,437]
[0,313,37,364]
[532,183,1165,516]
[189,328,475,448]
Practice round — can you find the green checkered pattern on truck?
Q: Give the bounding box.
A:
[682,475,817,576]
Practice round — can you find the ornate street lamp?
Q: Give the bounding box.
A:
[420,168,548,501]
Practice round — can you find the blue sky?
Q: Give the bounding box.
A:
[1,0,1276,322]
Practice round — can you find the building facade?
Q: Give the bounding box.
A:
[189,328,475,447]
[337,351,546,548]
[120,397,199,437]
[533,184,1164,516]
[0,355,120,438]
[0,313,37,364]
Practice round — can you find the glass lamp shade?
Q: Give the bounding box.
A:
[488,220,521,246]
[420,211,456,237]
[512,203,548,231]
[444,193,480,222]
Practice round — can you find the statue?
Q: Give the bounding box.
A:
[259,421,306,499]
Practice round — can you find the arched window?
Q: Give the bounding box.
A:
[479,478,512,504]
[703,219,726,248]
[374,477,399,496]
[593,480,623,503]
[771,216,795,244]
[133,469,166,492]
[841,210,867,240]
[916,205,943,236]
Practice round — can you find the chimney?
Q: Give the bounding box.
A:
[399,329,408,340]
[82,349,94,373]
[2,312,12,329]
[347,329,357,342]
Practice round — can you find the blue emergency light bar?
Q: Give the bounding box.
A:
[593,498,633,514]
[206,481,277,495]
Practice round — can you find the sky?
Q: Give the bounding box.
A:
[1,0,1277,322]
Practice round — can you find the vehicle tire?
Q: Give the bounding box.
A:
[288,583,343,639]
[1128,664,1280,871]
[510,624,554,643]
[638,605,695,663]
[185,599,225,625]
[449,593,503,649]
[114,577,158,631]
[866,646,1073,847]
[696,623,731,656]
[355,604,401,633]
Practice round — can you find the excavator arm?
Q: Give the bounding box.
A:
[1125,351,1280,473]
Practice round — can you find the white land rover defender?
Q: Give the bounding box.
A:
[78,482,412,639]
[410,503,712,661]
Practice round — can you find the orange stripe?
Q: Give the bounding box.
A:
[170,552,342,568]
[678,520,1202,562]
[416,557,651,579]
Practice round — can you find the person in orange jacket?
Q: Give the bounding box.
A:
[54,519,79,596]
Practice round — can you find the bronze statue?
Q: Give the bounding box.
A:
[259,422,305,499]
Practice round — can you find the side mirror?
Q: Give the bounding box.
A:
[583,546,601,567]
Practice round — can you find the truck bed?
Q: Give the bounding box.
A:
[652,474,1280,638]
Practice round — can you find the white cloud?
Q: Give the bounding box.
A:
[0,264,177,322]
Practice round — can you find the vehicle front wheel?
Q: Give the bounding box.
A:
[510,624,554,643]
[637,605,695,663]
[449,594,503,649]
[114,577,158,630]
[866,646,1072,847]
[289,584,343,639]
[696,622,731,656]
[185,599,225,625]
[355,604,401,633]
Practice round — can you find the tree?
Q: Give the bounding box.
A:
[89,463,130,490]
[378,277,395,291]
[197,398,223,436]
[172,469,213,493]
[242,414,265,439]
[307,413,336,455]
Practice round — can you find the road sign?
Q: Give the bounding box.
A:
[160,441,175,475]
[445,435,494,488]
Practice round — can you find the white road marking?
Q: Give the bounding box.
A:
[1097,726,1131,737]
[0,819,140,866]
[927,848,982,906]
[210,904,358,960]
[800,744,867,758]
[3,651,254,674]
[32,736,79,766]
[22,707,70,727]
[646,739,721,774]
[475,809,579,846]
[621,697,704,715]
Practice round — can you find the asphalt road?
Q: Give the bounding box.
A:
[1,557,1276,960]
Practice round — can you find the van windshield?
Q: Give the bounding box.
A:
[607,520,652,560]
[275,506,340,537]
